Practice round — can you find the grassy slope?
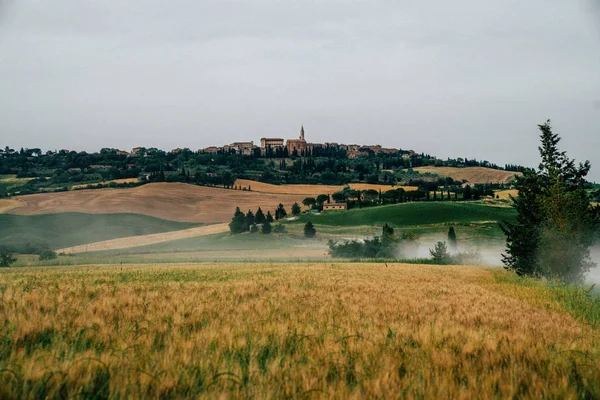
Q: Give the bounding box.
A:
[297,202,516,227]
[95,232,306,254]
[0,213,200,251]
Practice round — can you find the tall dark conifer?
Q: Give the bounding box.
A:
[501,121,599,283]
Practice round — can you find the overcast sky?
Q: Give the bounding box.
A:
[0,1,599,179]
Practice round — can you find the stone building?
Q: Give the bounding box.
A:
[231,141,255,155]
[286,125,308,155]
[323,203,348,211]
[260,137,284,155]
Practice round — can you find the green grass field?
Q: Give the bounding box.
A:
[0,213,200,252]
[296,202,517,227]
[94,232,311,255]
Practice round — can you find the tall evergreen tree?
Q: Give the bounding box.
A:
[275,203,287,220]
[262,221,272,234]
[291,202,301,215]
[501,121,599,283]
[245,210,255,230]
[266,211,274,223]
[228,207,247,234]
[255,207,266,224]
[448,226,457,250]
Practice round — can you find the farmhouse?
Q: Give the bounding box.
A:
[322,203,347,211]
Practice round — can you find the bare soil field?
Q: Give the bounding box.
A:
[0,263,597,398]
[414,166,520,184]
[58,223,230,254]
[235,179,417,195]
[8,183,311,223]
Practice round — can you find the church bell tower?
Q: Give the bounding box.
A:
[300,125,305,141]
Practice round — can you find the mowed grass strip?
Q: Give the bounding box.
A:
[0,263,598,398]
[0,213,200,251]
[299,202,517,227]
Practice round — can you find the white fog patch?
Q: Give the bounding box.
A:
[588,245,600,285]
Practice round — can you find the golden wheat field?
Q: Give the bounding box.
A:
[1,263,599,399]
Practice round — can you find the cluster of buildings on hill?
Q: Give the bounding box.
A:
[199,126,411,159]
[107,126,413,160]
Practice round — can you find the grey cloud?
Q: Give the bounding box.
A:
[0,0,599,179]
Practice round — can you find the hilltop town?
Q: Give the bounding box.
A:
[196,126,410,159]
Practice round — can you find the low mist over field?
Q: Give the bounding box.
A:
[590,246,600,285]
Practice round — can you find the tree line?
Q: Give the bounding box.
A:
[0,142,526,196]
[228,204,316,238]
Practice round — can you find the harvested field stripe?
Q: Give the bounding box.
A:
[58,223,230,254]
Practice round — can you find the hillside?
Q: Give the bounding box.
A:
[414,166,520,184]
[298,202,516,227]
[0,213,199,252]
[7,182,312,223]
[51,202,515,261]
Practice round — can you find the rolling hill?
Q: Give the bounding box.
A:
[6,182,313,223]
[297,202,516,227]
[414,166,520,184]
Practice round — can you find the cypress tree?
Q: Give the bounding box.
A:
[501,120,599,283]
[228,207,247,234]
[448,227,457,250]
[304,221,316,238]
[255,207,266,224]
[262,221,272,234]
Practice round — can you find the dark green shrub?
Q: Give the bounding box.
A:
[304,222,316,238]
[0,251,17,267]
[39,250,57,261]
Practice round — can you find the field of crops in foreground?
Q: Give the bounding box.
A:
[1,263,599,399]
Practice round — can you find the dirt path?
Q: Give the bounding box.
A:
[58,223,230,254]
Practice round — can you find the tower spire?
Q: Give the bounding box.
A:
[300,125,305,141]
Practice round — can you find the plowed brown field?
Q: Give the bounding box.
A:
[8,183,311,223]
[414,166,520,184]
